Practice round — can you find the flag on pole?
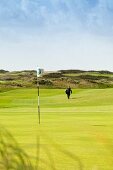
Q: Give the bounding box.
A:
[37,67,44,124]
[37,67,43,77]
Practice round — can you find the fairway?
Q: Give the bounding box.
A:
[0,88,113,170]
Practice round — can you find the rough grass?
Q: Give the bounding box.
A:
[0,88,113,169]
[63,72,113,77]
[1,69,113,88]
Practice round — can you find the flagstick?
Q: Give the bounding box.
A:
[37,77,40,124]
[37,67,44,124]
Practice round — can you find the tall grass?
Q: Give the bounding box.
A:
[0,126,35,170]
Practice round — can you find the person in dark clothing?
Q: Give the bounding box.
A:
[65,87,72,99]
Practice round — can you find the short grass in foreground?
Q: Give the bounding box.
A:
[0,88,113,170]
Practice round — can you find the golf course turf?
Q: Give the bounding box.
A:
[0,88,113,170]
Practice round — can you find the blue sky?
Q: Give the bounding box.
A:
[0,0,113,71]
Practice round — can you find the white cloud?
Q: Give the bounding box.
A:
[0,0,113,71]
[21,0,28,13]
[0,0,112,35]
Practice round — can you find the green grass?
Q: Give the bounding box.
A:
[0,88,113,169]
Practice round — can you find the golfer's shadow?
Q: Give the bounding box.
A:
[70,97,76,99]
[70,97,81,100]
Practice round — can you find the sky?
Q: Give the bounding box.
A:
[0,0,113,71]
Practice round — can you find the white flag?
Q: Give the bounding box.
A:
[37,67,43,77]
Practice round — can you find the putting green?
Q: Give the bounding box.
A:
[0,88,113,170]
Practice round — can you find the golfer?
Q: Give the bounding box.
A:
[65,87,72,99]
